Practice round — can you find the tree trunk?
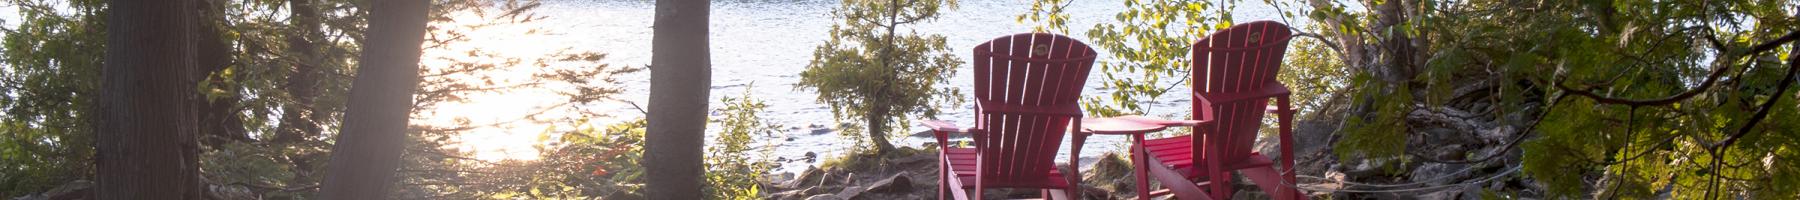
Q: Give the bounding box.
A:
[644,0,710,198]
[865,0,900,156]
[315,0,430,198]
[97,0,202,198]
[1308,0,1367,71]
[866,106,895,155]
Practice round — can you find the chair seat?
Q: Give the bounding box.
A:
[1142,135,1274,179]
[943,147,1071,189]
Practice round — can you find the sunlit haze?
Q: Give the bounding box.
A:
[418,10,579,161]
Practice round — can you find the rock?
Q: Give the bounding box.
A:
[12,180,91,200]
[889,152,933,164]
[1417,188,1464,200]
[1478,126,1515,143]
[866,172,914,193]
[772,186,834,200]
[1460,184,1487,200]
[208,184,256,200]
[803,194,845,200]
[782,166,826,188]
[909,130,935,138]
[1410,163,1470,187]
[770,190,804,199]
[803,186,836,196]
[833,186,867,199]
[1343,157,1400,178]
[1294,120,1338,157]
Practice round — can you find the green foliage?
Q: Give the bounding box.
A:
[0,0,638,198]
[426,119,649,199]
[798,0,961,154]
[1277,29,1351,119]
[1329,0,1800,198]
[1334,79,1409,160]
[1077,0,1234,117]
[705,86,778,200]
[0,0,106,195]
[1025,0,1800,198]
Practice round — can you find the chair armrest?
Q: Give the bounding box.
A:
[920,120,971,133]
[977,101,1083,117]
[921,120,982,149]
[1195,82,1291,105]
[1115,115,1212,127]
[1266,105,1296,115]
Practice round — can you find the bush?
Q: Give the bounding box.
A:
[705,86,779,200]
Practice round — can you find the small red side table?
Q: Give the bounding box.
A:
[1080,117,1169,200]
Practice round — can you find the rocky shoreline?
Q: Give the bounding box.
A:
[13,115,1546,200]
[759,118,1546,200]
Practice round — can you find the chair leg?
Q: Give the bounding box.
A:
[1132,138,1150,200]
[1067,186,1082,200]
[1068,166,1083,200]
[973,186,984,200]
[1278,98,1300,200]
[1207,138,1231,200]
[940,159,950,200]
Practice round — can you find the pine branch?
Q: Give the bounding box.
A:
[1713,37,1799,150]
[1560,29,1800,106]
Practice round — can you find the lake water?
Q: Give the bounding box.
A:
[465,0,1298,173]
[0,0,1293,174]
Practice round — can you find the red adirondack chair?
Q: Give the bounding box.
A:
[1126,21,1303,200]
[921,33,1098,200]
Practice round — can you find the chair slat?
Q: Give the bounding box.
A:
[946,33,1097,198]
[1175,20,1297,200]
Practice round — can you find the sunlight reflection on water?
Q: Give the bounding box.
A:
[435,0,1291,173]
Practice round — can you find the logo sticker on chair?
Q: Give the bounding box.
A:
[1248,32,1263,45]
[1032,44,1052,57]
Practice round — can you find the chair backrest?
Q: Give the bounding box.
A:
[971,33,1097,186]
[1190,21,1293,164]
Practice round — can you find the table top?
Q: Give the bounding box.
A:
[1081,117,1168,135]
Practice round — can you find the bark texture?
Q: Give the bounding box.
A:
[645,0,711,198]
[97,0,203,199]
[315,0,430,198]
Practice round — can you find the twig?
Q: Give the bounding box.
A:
[626,100,650,115]
[1713,35,1799,150]
[1561,29,1800,106]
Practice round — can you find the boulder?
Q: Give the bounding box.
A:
[208,184,256,200]
[781,166,826,188]
[11,180,91,200]
[772,185,836,200]
[833,186,867,199]
[802,194,845,200]
[1409,163,1471,187]
[865,172,914,193]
